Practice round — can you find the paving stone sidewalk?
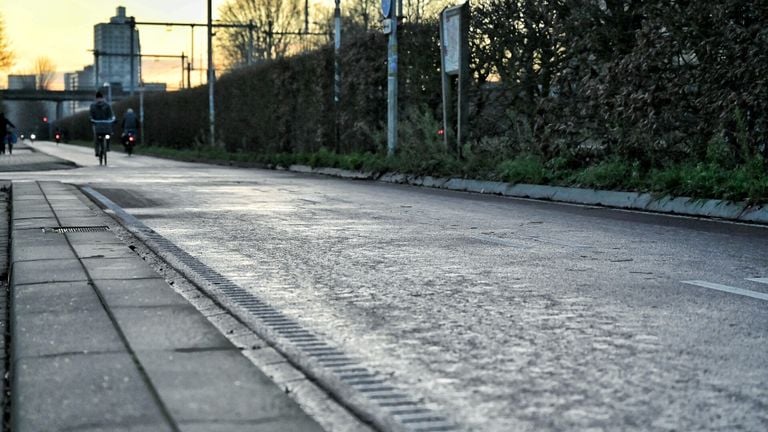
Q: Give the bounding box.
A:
[8,181,324,431]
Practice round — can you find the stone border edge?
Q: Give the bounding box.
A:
[285,165,768,225]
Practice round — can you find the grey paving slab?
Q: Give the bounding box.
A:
[11,259,86,285]
[58,216,111,226]
[65,231,125,244]
[13,353,172,432]
[112,305,234,351]
[83,256,163,280]
[97,278,191,307]
[53,209,103,218]
[178,419,323,432]
[12,243,75,263]
[72,242,137,259]
[13,308,125,359]
[12,209,55,220]
[39,193,81,200]
[137,349,323,431]
[11,225,60,241]
[13,281,103,315]
[11,194,45,201]
[12,217,58,230]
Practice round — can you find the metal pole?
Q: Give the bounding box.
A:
[139,86,145,145]
[387,0,398,156]
[129,17,135,95]
[94,51,99,89]
[439,9,451,151]
[181,52,186,88]
[248,21,254,65]
[207,0,216,147]
[334,0,341,151]
[190,25,195,85]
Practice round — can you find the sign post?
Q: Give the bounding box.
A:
[439,2,470,156]
[383,0,398,156]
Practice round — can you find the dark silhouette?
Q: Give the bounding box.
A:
[0,112,15,155]
[89,91,115,158]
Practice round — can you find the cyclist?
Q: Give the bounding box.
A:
[0,112,15,155]
[121,108,139,144]
[89,91,115,158]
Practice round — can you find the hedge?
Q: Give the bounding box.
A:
[56,1,768,180]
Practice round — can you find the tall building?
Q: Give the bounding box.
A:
[94,6,141,93]
[7,75,36,90]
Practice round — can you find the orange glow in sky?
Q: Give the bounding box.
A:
[2,0,228,90]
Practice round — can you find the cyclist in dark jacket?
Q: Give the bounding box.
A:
[89,91,115,157]
[0,112,15,155]
[121,108,139,144]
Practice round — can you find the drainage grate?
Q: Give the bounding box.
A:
[44,226,110,233]
[81,186,458,432]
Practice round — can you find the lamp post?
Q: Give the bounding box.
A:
[103,82,112,105]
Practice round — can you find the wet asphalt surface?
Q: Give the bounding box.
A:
[10,142,768,431]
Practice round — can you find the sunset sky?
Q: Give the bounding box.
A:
[2,0,229,90]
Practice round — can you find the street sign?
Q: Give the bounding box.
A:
[382,18,393,34]
[441,6,463,75]
[439,2,470,156]
[381,0,392,18]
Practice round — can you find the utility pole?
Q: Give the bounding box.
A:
[334,0,341,151]
[208,0,216,147]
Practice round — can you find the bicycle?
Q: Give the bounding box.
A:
[91,117,115,166]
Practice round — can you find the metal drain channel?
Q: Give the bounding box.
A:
[44,225,110,233]
[81,186,458,432]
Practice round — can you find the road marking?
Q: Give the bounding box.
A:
[681,280,768,301]
[746,277,768,285]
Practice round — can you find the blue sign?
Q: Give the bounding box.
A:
[381,0,392,18]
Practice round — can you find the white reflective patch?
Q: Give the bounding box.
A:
[681,280,768,301]
[746,277,768,285]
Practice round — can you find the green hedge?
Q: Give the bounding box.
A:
[54,2,768,202]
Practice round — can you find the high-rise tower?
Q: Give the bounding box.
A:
[94,6,140,93]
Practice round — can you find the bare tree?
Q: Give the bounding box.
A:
[218,0,303,68]
[346,0,378,33]
[34,56,55,90]
[0,14,13,71]
[403,0,450,24]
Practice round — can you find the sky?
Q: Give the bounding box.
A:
[1,0,229,90]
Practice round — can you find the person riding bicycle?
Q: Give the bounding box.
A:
[0,112,15,155]
[89,91,115,157]
[121,108,139,145]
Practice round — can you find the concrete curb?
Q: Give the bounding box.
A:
[286,165,768,225]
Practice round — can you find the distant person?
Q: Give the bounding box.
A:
[0,112,15,155]
[89,91,115,157]
[121,108,139,145]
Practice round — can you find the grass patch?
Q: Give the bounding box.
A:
[86,143,768,204]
